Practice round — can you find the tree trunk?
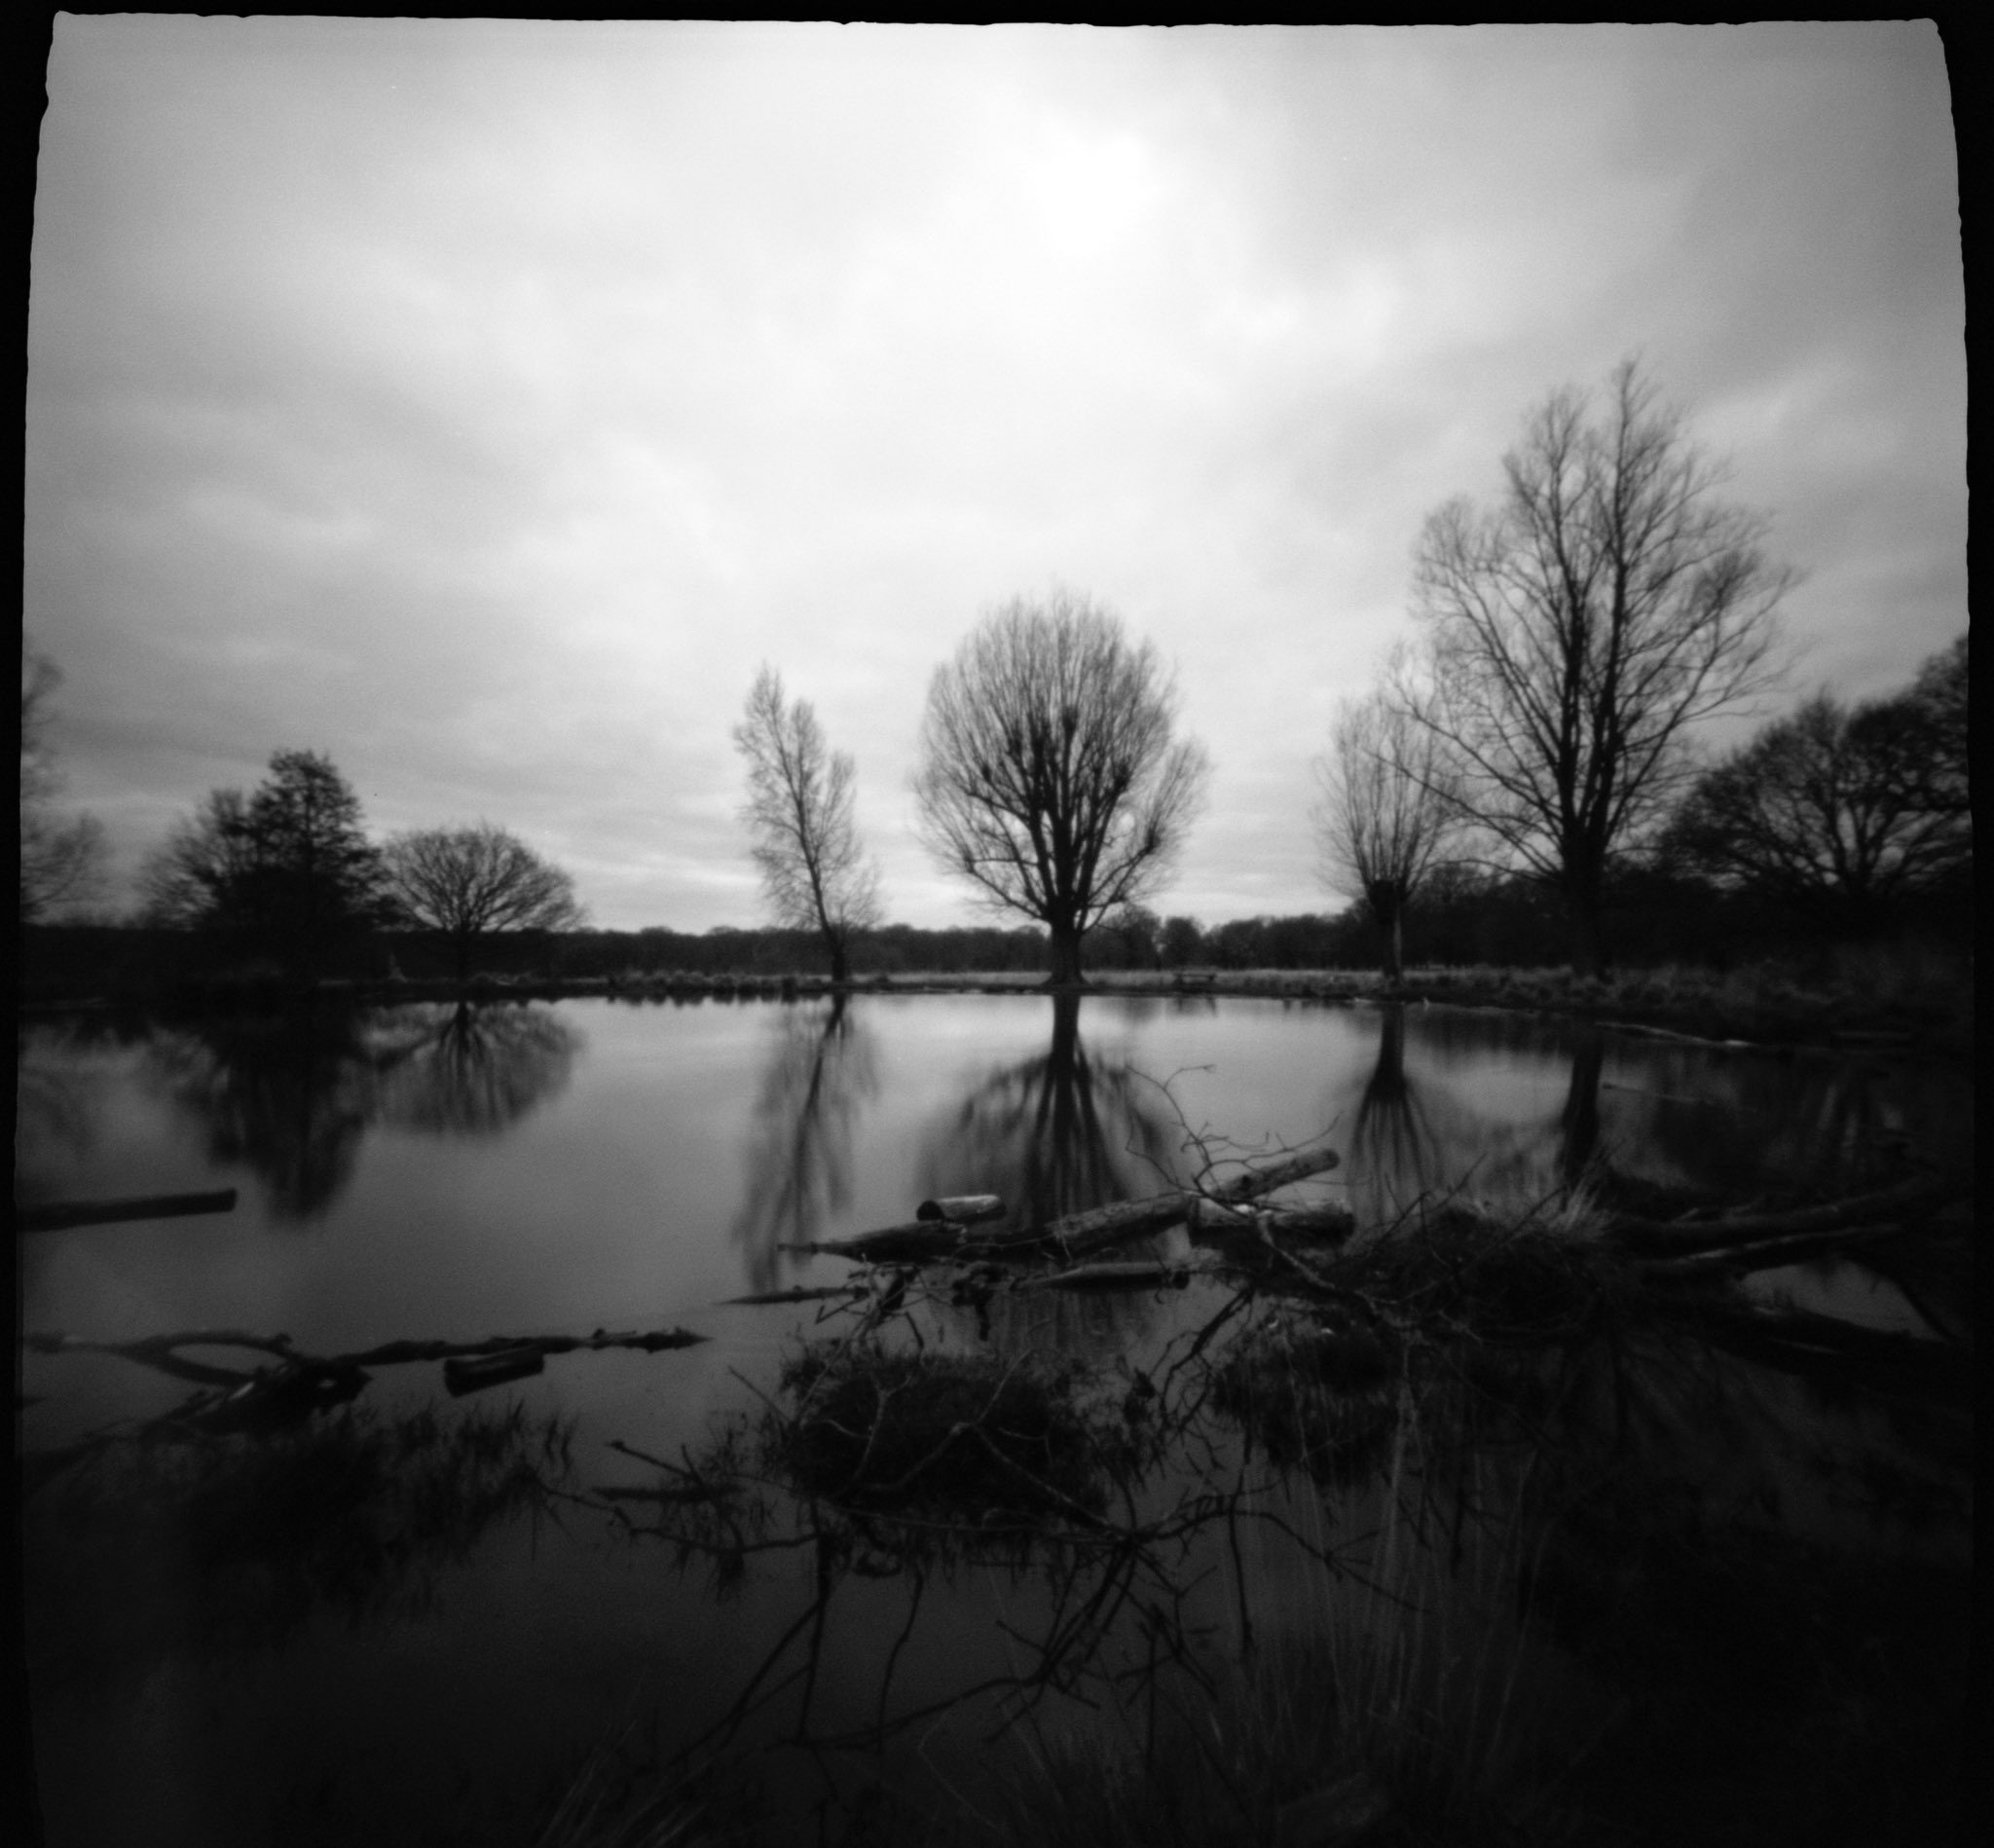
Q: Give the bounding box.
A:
[1565,878,1606,978]
[1048,922,1086,986]
[826,929,849,984]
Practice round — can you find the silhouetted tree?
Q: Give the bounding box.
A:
[140,750,392,977]
[733,665,881,983]
[1160,914,1204,969]
[1402,359,1791,975]
[1662,647,1972,929]
[1314,685,1458,979]
[914,590,1209,986]
[19,646,107,923]
[384,823,583,979]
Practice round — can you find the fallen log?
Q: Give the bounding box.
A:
[1636,1220,1925,1280]
[789,1141,1342,1269]
[1606,1174,1954,1256]
[718,1285,868,1307]
[1646,1291,1971,1399]
[25,1324,709,1380]
[915,1194,1006,1224]
[444,1346,545,1395]
[1012,1255,1220,1293]
[18,1188,240,1233]
[785,1219,967,1264]
[1048,1141,1344,1261]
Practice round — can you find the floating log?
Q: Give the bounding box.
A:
[27,1324,709,1381]
[18,1188,240,1233]
[1636,1220,1925,1280]
[1606,1174,1954,1255]
[785,1219,966,1264]
[1012,1256,1219,1293]
[1052,1141,1344,1261]
[718,1285,867,1307]
[444,1346,545,1396]
[915,1194,1007,1224]
[788,1142,1341,1270]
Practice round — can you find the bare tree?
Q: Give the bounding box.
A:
[1313,686,1456,980]
[914,590,1209,986]
[1404,360,1791,974]
[383,823,584,979]
[19,646,107,923]
[733,666,881,983]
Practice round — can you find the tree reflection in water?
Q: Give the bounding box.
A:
[917,992,1186,1354]
[1337,1010,1618,1227]
[145,1001,579,1220]
[375,1001,580,1138]
[919,992,1182,1232]
[731,997,880,1295]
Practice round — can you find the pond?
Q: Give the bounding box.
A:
[17,994,1974,1846]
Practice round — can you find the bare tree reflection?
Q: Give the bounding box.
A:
[1560,1024,1605,1184]
[917,993,1185,1352]
[375,1002,579,1137]
[920,991,1181,1232]
[731,997,879,1295]
[1341,1004,1452,1225]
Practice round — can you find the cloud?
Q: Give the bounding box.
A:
[27,20,1963,930]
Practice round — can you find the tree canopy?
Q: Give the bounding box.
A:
[913,590,1208,985]
[141,750,392,976]
[384,823,584,979]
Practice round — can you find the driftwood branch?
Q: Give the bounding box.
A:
[18,1189,240,1233]
[1605,1175,1953,1256]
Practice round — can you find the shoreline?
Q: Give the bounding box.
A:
[18,960,1974,1062]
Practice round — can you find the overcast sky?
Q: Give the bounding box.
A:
[25,19,1964,933]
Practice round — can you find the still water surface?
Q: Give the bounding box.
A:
[17,994,1971,1844]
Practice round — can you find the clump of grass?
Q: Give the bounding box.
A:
[778,1347,1113,1520]
[1348,1206,1619,1344]
[1213,1314,1403,1485]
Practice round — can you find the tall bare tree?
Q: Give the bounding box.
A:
[384,823,584,979]
[19,646,107,923]
[1404,360,1791,974]
[914,590,1209,986]
[733,666,881,983]
[1313,686,1457,980]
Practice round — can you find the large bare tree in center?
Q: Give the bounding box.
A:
[914,591,1209,986]
[734,666,882,983]
[1405,360,1791,974]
